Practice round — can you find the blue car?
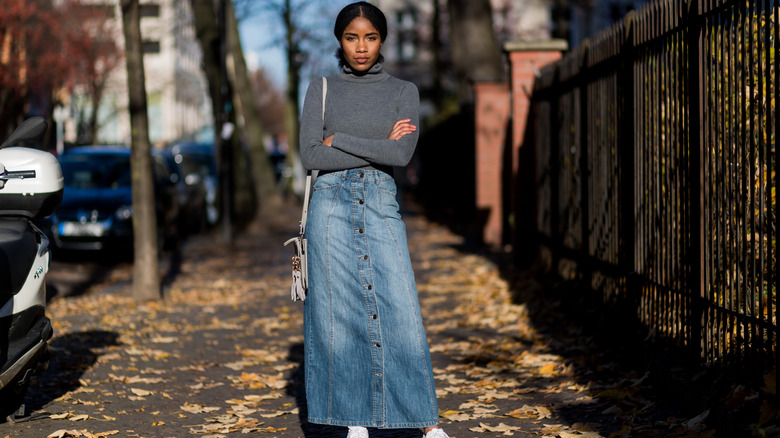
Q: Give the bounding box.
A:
[43,146,180,252]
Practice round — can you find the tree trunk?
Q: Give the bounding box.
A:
[190,0,222,132]
[281,0,305,202]
[219,0,255,229]
[88,79,106,145]
[192,0,235,239]
[447,0,505,105]
[0,88,25,140]
[225,0,281,215]
[120,0,160,302]
[283,0,303,194]
[432,0,445,111]
[191,0,259,238]
[278,0,305,196]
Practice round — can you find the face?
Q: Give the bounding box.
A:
[339,16,382,72]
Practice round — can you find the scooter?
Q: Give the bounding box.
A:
[0,116,63,419]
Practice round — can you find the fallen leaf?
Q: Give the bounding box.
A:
[469,422,523,435]
[539,363,557,376]
[180,403,221,414]
[130,388,153,397]
[536,406,552,419]
[47,430,84,438]
[682,410,710,432]
[559,432,604,438]
[258,407,299,418]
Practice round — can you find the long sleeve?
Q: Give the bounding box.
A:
[330,82,419,167]
[299,79,370,171]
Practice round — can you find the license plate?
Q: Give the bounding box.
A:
[60,222,106,237]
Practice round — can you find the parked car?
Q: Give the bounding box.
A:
[42,146,180,252]
[164,141,219,228]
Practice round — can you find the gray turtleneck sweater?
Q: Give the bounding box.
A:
[299,63,420,172]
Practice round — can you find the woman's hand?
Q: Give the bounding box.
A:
[388,118,417,140]
[323,134,334,147]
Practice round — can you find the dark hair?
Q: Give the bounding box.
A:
[334,2,387,67]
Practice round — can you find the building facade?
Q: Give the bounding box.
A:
[65,0,211,147]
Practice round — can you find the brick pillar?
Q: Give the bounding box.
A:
[505,41,567,173]
[473,40,567,251]
[505,41,567,257]
[474,82,511,248]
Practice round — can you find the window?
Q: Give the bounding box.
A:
[140,3,160,18]
[395,9,417,62]
[59,155,131,189]
[142,40,161,54]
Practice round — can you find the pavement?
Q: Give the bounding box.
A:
[0,199,715,438]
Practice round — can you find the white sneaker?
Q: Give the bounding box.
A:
[347,426,369,438]
[422,428,449,438]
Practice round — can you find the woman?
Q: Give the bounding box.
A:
[298,3,448,438]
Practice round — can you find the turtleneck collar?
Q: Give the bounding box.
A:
[339,62,389,83]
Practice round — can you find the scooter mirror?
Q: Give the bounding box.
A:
[0,116,48,149]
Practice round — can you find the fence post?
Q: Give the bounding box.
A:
[621,12,638,309]
[578,44,591,285]
[686,0,706,359]
[503,41,567,262]
[549,67,561,272]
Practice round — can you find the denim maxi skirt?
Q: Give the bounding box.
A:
[303,169,439,428]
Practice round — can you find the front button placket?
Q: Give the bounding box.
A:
[352,173,384,423]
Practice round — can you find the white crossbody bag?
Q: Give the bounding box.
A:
[284,77,325,301]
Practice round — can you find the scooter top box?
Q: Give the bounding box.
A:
[0,147,64,219]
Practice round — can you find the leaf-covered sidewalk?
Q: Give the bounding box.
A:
[1,204,718,438]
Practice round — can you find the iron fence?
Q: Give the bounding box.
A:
[530,0,776,372]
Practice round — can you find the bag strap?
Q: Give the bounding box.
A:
[299,77,326,235]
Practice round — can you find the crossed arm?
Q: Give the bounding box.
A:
[299,81,420,171]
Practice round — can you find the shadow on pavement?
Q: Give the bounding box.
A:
[21,330,120,415]
[47,244,184,300]
[161,245,183,290]
[398,190,672,434]
[47,249,131,299]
